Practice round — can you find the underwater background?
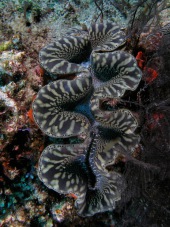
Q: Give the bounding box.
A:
[0,0,170,226]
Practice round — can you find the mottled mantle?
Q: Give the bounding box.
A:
[33,22,142,217]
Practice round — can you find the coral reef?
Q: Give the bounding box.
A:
[0,0,170,226]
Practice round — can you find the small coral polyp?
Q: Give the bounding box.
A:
[33,22,142,217]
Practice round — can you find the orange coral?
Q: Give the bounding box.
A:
[136,52,159,83]
[27,95,37,124]
[136,51,145,69]
[27,108,34,123]
[143,67,158,83]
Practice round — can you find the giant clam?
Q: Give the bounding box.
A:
[33,22,142,217]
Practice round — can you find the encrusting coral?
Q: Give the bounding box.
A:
[33,22,142,217]
[0,90,18,150]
